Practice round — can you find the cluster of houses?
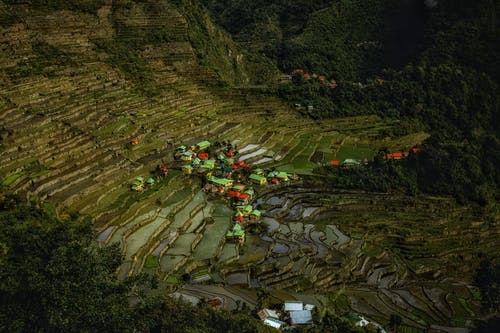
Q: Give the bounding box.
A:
[384,147,420,160]
[173,140,297,244]
[258,301,387,332]
[129,176,156,193]
[345,313,387,333]
[258,300,315,329]
[328,158,363,167]
[327,147,421,168]
[289,69,338,89]
[129,164,169,193]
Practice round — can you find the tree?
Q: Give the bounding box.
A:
[0,198,134,332]
[474,258,500,314]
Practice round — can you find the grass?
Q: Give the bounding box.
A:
[362,244,384,257]
[399,325,426,333]
[2,172,24,186]
[30,169,51,179]
[144,254,158,269]
[191,268,209,279]
[165,273,182,285]
[334,142,377,161]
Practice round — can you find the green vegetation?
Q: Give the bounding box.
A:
[6,40,74,79]
[1,172,24,186]
[0,197,281,332]
[0,196,134,332]
[474,258,500,314]
[0,2,19,27]
[203,0,500,204]
[144,254,159,268]
[174,0,278,85]
[3,0,107,14]
[1,0,498,330]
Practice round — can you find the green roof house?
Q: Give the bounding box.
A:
[208,176,233,187]
[232,184,246,192]
[181,151,193,161]
[236,205,253,215]
[196,140,211,151]
[243,189,254,198]
[249,174,267,185]
[182,164,193,174]
[253,168,264,175]
[250,209,261,217]
[226,224,245,242]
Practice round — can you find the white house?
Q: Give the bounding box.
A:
[284,300,303,312]
[263,318,286,329]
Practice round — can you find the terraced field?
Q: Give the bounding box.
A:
[2,2,494,332]
[219,185,496,331]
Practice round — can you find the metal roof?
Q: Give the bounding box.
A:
[263,318,285,329]
[290,310,312,325]
[284,301,303,312]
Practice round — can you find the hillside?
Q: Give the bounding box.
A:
[0,0,499,332]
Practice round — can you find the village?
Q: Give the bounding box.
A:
[123,138,414,331]
[171,139,297,244]
[128,138,419,246]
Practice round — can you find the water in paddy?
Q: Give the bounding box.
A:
[277,256,291,267]
[267,196,286,206]
[240,148,267,160]
[288,222,303,234]
[108,211,157,245]
[262,217,280,233]
[238,144,259,153]
[96,226,115,242]
[286,204,303,219]
[280,224,291,235]
[170,191,205,229]
[165,233,197,256]
[160,255,185,272]
[303,207,318,218]
[327,225,350,249]
[219,243,239,262]
[193,202,231,261]
[254,157,273,164]
[292,256,308,272]
[152,231,178,256]
[226,272,248,285]
[272,242,289,254]
[185,210,205,233]
[260,234,274,243]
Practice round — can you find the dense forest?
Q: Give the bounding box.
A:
[203,0,500,204]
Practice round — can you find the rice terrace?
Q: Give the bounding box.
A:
[0,1,498,332]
